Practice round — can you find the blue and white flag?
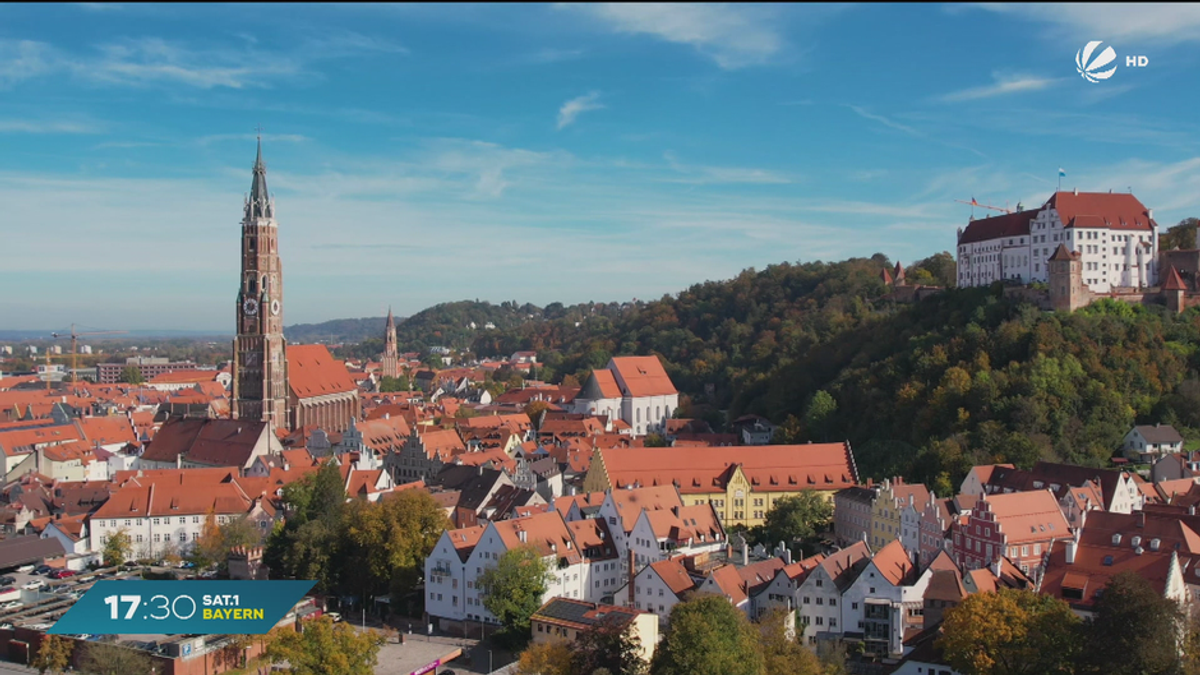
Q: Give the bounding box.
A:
[1059,167,1067,177]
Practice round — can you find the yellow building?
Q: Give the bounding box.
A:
[869,478,930,550]
[530,598,659,665]
[582,443,859,529]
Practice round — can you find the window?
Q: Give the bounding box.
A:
[829,598,836,607]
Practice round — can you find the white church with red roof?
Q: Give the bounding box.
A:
[572,356,679,436]
[956,190,1159,292]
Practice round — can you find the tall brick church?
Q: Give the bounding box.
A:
[231,139,360,433]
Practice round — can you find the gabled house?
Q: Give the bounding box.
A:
[841,539,933,657]
[790,541,873,647]
[952,489,1070,581]
[572,356,679,436]
[1124,424,1185,463]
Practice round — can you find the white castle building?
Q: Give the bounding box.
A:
[957,190,1158,292]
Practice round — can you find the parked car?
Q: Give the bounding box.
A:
[15,565,34,574]
[50,570,77,580]
[326,612,342,623]
[22,579,45,590]
[1,601,22,610]
[0,576,15,586]
[34,565,54,575]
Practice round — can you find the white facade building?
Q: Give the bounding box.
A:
[573,357,679,436]
[957,191,1158,292]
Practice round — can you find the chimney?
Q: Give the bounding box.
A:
[990,557,1001,578]
[742,539,749,565]
[1073,187,1078,196]
[384,413,390,420]
[628,553,636,606]
[1138,511,1146,528]
[1149,208,1155,221]
[1065,537,1077,564]
[518,530,527,543]
[784,548,792,565]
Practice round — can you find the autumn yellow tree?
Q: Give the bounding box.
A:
[515,641,574,675]
[937,588,1079,675]
[32,635,73,675]
[757,609,822,675]
[266,617,385,675]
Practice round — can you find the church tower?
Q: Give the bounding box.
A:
[381,307,399,379]
[231,137,290,429]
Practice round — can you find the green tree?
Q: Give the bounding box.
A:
[802,391,837,441]
[910,251,958,287]
[937,588,1080,675]
[118,366,144,384]
[751,492,832,554]
[340,491,450,600]
[644,433,668,447]
[1081,571,1183,675]
[479,545,553,644]
[1161,217,1199,250]
[102,529,132,567]
[79,641,152,675]
[32,635,73,675]
[266,617,385,675]
[573,613,647,675]
[757,609,822,675]
[650,594,764,675]
[378,375,409,392]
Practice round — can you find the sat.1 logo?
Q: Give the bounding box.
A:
[1076,41,1149,83]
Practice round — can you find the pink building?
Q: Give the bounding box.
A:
[952,489,1070,581]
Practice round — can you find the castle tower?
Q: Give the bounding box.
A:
[1048,244,1087,312]
[1163,265,1187,314]
[231,136,290,429]
[381,306,399,379]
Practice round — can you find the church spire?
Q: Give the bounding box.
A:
[247,131,272,220]
[382,305,399,379]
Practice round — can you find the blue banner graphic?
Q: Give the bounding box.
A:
[48,580,315,635]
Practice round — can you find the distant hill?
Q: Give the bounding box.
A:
[287,300,547,353]
[284,316,392,344]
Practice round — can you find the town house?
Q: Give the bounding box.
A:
[952,489,1070,580]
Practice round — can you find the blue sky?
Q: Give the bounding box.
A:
[4,3,1200,331]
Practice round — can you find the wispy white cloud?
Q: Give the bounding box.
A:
[936,72,1061,102]
[196,133,310,146]
[0,40,58,86]
[0,30,404,91]
[514,48,585,65]
[845,105,920,136]
[973,3,1200,44]
[0,119,102,134]
[662,151,791,185]
[557,91,604,130]
[559,3,783,69]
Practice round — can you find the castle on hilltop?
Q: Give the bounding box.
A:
[956,189,1200,313]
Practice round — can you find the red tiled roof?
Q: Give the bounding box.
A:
[1048,244,1078,262]
[610,356,676,397]
[872,539,915,586]
[287,345,358,398]
[1164,266,1187,291]
[607,485,683,533]
[598,443,857,494]
[590,369,623,399]
[149,370,219,384]
[958,210,1036,245]
[492,511,580,564]
[77,416,137,447]
[982,490,1071,544]
[648,558,696,596]
[1047,191,1156,231]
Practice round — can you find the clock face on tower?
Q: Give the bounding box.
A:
[243,298,259,316]
[270,299,280,316]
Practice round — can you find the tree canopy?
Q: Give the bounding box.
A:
[937,588,1080,675]
[1080,571,1183,675]
[32,635,73,675]
[750,492,833,554]
[479,545,554,645]
[266,617,385,675]
[650,594,764,675]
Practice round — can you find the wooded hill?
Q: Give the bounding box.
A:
[469,252,1200,493]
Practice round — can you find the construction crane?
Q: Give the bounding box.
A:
[50,324,127,384]
[39,350,74,392]
[955,197,1013,215]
